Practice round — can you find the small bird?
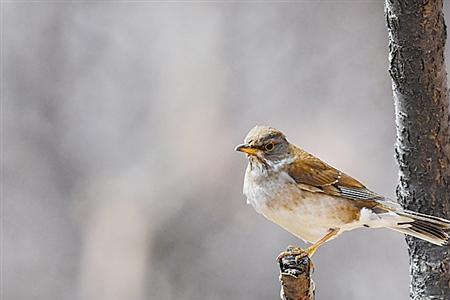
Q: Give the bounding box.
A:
[235,125,450,257]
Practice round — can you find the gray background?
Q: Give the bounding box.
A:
[4,2,450,300]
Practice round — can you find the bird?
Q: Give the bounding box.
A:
[235,125,450,257]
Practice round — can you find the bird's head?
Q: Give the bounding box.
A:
[235,125,291,167]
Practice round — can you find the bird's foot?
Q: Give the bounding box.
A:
[277,245,308,262]
[277,246,314,274]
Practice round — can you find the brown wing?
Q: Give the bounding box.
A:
[287,150,384,201]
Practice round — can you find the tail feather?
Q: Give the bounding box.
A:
[389,210,450,246]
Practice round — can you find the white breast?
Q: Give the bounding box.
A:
[242,162,364,244]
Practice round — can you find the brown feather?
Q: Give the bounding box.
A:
[286,145,384,201]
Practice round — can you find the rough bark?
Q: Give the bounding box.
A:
[385,0,450,299]
[278,246,314,300]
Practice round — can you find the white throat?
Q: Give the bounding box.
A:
[243,155,296,212]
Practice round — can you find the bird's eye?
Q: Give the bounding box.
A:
[265,143,275,151]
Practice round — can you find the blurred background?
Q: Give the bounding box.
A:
[5,2,450,300]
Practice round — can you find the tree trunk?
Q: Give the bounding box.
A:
[278,246,314,300]
[385,0,450,299]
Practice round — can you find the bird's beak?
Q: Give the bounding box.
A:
[235,144,259,155]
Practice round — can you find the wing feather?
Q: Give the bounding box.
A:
[286,149,384,201]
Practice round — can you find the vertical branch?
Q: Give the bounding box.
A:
[278,246,314,300]
[385,0,450,299]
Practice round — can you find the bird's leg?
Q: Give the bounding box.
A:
[305,228,339,257]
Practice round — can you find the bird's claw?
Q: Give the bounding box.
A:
[276,245,308,262]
